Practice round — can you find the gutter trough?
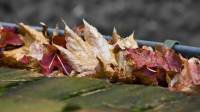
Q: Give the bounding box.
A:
[0,22,199,57]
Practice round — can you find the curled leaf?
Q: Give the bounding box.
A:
[0,27,23,48]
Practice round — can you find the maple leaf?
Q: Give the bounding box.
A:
[126,48,167,69]
[39,49,72,76]
[83,20,117,66]
[169,57,200,93]
[112,29,138,78]
[1,20,200,93]
[3,23,49,60]
[189,58,200,85]
[115,32,138,50]
[54,20,99,76]
[155,46,182,73]
[125,47,183,86]
[126,47,182,73]
[19,23,49,45]
[109,27,120,45]
[169,57,193,92]
[0,27,23,48]
[1,23,49,70]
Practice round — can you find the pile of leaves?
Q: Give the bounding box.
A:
[0,20,200,93]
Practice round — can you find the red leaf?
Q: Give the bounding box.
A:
[0,27,23,48]
[188,58,200,85]
[20,55,30,64]
[39,47,72,76]
[169,57,193,92]
[156,46,182,72]
[126,48,167,69]
[126,48,182,72]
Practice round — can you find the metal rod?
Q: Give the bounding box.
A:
[0,22,200,57]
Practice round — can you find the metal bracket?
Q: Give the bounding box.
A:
[164,40,180,49]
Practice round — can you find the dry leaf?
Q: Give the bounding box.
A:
[1,23,50,70]
[54,21,98,75]
[113,30,138,77]
[109,27,120,45]
[18,23,49,45]
[116,33,138,50]
[1,20,200,93]
[188,57,200,85]
[169,57,200,93]
[83,19,117,66]
[0,27,23,48]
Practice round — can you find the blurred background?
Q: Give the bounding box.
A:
[0,0,200,46]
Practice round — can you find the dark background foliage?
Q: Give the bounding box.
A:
[0,0,200,46]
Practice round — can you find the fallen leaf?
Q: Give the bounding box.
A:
[0,27,23,48]
[83,19,117,66]
[54,20,98,76]
[126,47,182,72]
[169,57,193,92]
[18,23,49,45]
[113,30,138,78]
[1,23,49,69]
[39,50,72,76]
[109,27,120,45]
[52,35,67,48]
[188,57,200,85]
[116,32,138,50]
